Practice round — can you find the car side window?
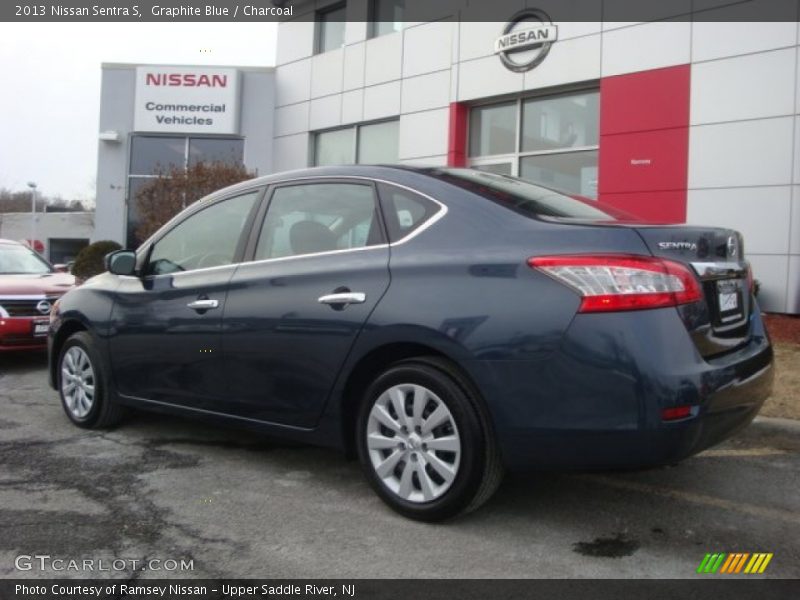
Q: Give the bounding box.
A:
[146,191,258,275]
[377,183,440,243]
[254,183,383,260]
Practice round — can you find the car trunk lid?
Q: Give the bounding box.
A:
[631,225,752,356]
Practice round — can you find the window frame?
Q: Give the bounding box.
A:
[367,0,404,39]
[467,86,600,198]
[126,133,246,249]
[315,2,347,55]
[243,178,389,263]
[312,119,400,167]
[137,186,266,277]
[128,135,246,178]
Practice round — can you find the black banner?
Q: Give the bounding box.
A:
[2,0,799,22]
[0,579,798,600]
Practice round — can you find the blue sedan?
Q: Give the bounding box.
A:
[48,166,773,521]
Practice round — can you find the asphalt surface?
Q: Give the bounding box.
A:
[1,351,798,579]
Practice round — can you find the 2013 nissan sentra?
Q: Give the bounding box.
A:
[48,166,773,521]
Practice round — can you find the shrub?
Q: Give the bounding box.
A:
[71,240,122,281]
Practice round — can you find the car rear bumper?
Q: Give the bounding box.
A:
[0,317,49,351]
[469,306,774,471]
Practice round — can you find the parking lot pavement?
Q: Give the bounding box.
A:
[1,352,798,580]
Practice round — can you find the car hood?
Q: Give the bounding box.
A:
[0,272,75,296]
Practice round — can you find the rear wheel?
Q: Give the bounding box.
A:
[58,331,125,428]
[356,357,503,521]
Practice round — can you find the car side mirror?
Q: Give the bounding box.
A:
[105,250,137,276]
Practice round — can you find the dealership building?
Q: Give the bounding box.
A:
[94,63,275,246]
[93,5,800,314]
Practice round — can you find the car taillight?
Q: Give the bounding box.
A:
[528,254,703,313]
[746,262,755,294]
[661,405,693,421]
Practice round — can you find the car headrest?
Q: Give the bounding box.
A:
[289,220,338,256]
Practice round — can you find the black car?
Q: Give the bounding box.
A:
[48,166,773,521]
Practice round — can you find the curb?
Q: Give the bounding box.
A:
[752,415,800,433]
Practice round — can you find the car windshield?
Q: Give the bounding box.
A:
[0,244,53,274]
[425,168,634,221]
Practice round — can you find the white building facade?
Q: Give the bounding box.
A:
[272,2,800,314]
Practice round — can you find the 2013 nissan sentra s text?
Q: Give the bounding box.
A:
[48,166,773,521]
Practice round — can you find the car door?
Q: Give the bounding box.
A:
[108,189,262,409]
[222,179,391,427]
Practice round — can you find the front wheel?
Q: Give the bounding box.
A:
[58,331,125,428]
[356,357,503,521]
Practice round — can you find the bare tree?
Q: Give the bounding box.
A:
[134,161,255,243]
[0,188,90,213]
[0,188,47,212]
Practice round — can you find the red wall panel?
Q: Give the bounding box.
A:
[598,65,690,223]
[447,102,469,167]
[600,65,690,135]
[598,127,689,194]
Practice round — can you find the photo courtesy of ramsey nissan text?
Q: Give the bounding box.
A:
[0,1,799,598]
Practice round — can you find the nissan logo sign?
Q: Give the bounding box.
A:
[495,9,558,73]
[36,300,52,315]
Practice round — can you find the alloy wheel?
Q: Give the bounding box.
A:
[61,346,96,419]
[366,383,461,503]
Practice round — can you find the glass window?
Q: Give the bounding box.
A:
[519,150,599,199]
[130,136,185,175]
[146,192,258,275]
[377,183,439,242]
[315,128,355,166]
[425,168,625,220]
[467,90,600,197]
[370,0,404,37]
[126,176,153,246]
[468,102,516,157]
[189,138,244,167]
[521,92,599,153]
[255,183,380,260]
[317,4,346,54]
[0,243,52,275]
[128,135,249,248]
[472,163,513,176]
[313,120,399,166]
[357,121,399,164]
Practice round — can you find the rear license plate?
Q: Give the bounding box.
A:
[32,321,49,336]
[717,280,743,322]
[719,291,738,312]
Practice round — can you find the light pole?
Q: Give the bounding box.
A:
[27,182,37,251]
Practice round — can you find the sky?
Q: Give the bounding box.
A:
[0,23,278,203]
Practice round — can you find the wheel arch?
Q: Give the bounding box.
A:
[337,341,494,459]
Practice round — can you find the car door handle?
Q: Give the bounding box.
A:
[318,292,366,306]
[187,299,219,311]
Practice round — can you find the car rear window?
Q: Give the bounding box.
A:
[425,168,629,221]
[377,183,440,243]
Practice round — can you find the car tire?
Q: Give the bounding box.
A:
[356,356,503,521]
[58,331,125,429]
